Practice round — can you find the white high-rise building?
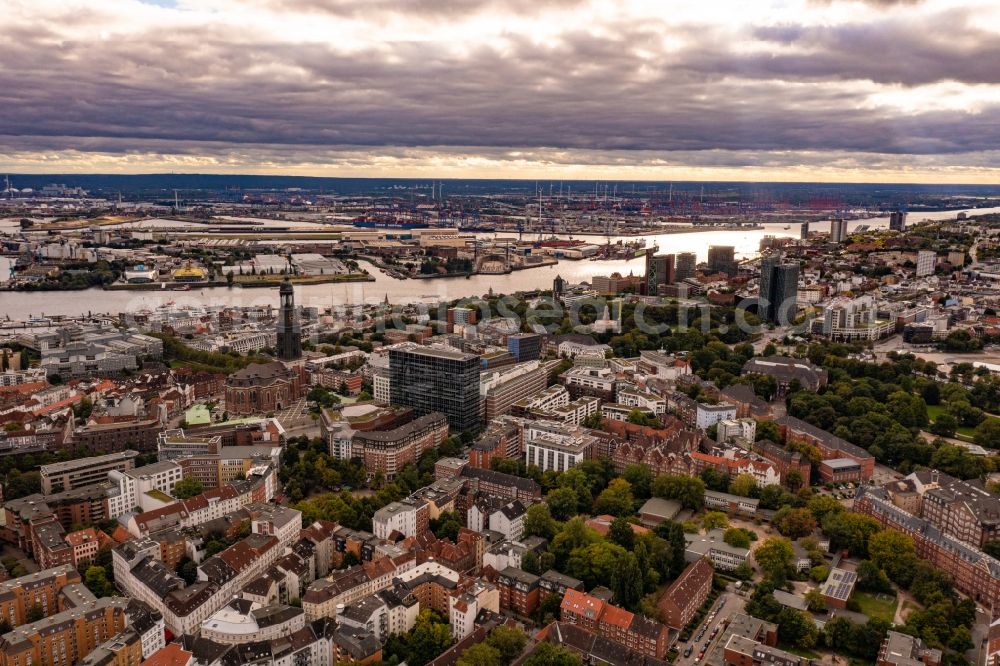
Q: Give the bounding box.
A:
[830,219,848,244]
[916,250,937,277]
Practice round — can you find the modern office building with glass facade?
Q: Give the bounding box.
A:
[389,346,481,431]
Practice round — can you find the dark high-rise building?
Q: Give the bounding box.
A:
[675,253,697,282]
[800,222,809,240]
[889,210,907,232]
[507,333,542,363]
[389,346,481,431]
[707,246,737,276]
[276,278,302,360]
[553,275,565,297]
[645,252,675,295]
[759,256,799,324]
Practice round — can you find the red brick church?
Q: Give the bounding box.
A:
[225,361,304,415]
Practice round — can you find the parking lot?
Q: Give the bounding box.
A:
[675,590,746,666]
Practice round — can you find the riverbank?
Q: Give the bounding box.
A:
[102,273,375,290]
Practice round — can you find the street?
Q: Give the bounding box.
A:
[674,589,746,666]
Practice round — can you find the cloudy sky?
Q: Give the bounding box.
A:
[3,0,1000,182]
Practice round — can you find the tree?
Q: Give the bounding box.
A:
[73,397,93,420]
[810,565,830,582]
[733,561,754,580]
[176,556,199,585]
[607,516,636,550]
[868,529,917,586]
[622,464,653,499]
[486,626,528,665]
[808,494,844,523]
[651,474,705,510]
[756,420,782,443]
[566,542,628,590]
[702,511,729,530]
[974,418,1000,449]
[535,593,562,624]
[654,521,688,578]
[406,609,453,666]
[821,511,881,557]
[778,607,819,648]
[929,443,987,480]
[626,409,657,427]
[610,552,643,612]
[773,507,817,539]
[948,625,973,653]
[805,587,826,612]
[172,478,203,499]
[785,469,804,492]
[546,487,580,522]
[728,473,757,498]
[430,511,462,541]
[523,642,581,666]
[25,603,44,623]
[524,504,557,541]
[929,412,958,437]
[521,550,541,575]
[550,518,601,568]
[84,566,115,598]
[856,560,892,594]
[593,478,634,517]
[755,537,794,580]
[724,527,751,549]
[457,643,502,666]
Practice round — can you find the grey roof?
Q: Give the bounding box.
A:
[339,595,386,623]
[857,485,1000,578]
[498,499,526,521]
[333,626,381,660]
[772,590,808,611]
[638,497,682,520]
[539,569,584,591]
[777,415,874,461]
[498,566,540,586]
[541,621,669,666]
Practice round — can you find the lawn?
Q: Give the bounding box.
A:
[853,591,898,623]
[926,405,977,440]
[778,644,820,659]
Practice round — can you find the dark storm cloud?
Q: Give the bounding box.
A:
[1,1,999,167]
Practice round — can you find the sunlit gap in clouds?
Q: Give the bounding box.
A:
[4,0,1000,181]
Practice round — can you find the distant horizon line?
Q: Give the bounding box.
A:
[4,171,1000,188]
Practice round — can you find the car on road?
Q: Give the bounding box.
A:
[683,646,693,658]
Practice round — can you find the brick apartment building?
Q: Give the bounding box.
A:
[468,419,522,469]
[71,418,161,453]
[0,597,128,666]
[856,486,1000,616]
[352,412,449,481]
[777,415,874,481]
[658,559,713,629]
[560,588,669,659]
[497,567,541,617]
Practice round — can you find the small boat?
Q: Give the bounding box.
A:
[172,285,192,291]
